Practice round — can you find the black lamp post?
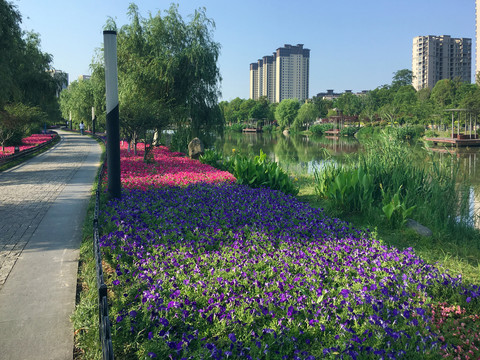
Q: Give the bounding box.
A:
[104,30,121,199]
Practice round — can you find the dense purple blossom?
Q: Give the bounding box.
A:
[100,183,478,359]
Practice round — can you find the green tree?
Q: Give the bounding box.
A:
[392,69,413,90]
[224,97,245,123]
[0,103,46,151]
[311,96,331,118]
[249,97,270,121]
[239,99,256,122]
[0,0,60,142]
[334,92,364,116]
[455,83,478,107]
[292,102,319,130]
[90,3,222,150]
[461,85,480,115]
[393,85,417,123]
[413,88,435,125]
[275,99,300,129]
[0,0,22,107]
[363,86,393,113]
[431,79,455,108]
[59,79,94,129]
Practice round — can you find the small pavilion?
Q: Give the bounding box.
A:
[425,108,480,147]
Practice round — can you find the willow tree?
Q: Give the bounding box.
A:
[94,3,222,154]
[0,0,61,143]
[59,78,94,128]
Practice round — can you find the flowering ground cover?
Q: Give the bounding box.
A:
[104,143,236,190]
[100,183,480,359]
[0,134,55,158]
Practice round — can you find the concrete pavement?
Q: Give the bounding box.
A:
[0,130,102,359]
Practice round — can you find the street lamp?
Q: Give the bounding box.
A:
[104,30,121,199]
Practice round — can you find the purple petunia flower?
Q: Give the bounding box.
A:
[340,289,350,298]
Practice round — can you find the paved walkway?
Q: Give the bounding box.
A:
[0,130,102,360]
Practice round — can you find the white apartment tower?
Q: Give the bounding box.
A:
[412,35,471,90]
[476,0,480,81]
[250,44,310,103]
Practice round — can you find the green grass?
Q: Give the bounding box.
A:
[72,139,105,360]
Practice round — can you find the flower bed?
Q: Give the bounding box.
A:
[103,143,236,190]
[0,134,55,158]
[100,183,480,359]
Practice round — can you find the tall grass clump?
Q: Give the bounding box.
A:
[314,133,471,234]
[201,149,299,195]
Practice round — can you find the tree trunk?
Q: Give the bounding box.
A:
[133,131,137,156]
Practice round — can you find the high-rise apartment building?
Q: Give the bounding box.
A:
[412,35,471,90]
[48,69,69,97]
[476,0,480,81]
[250,44,310,103]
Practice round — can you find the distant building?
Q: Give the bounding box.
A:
[412,35,471,90]
[48,69,68,97]
[315,89,368,101]
[78,75,91,81]
[476,0,480,81]
[249,44,310,103]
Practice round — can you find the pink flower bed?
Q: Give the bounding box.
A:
[0,134,55,158]
[105,142,236,190]
[430,302,480,359]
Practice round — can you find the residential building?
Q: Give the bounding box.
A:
[48,69,68,97]
[249,44,310,103]
[412,35,471,90]
[249,63,259,100]
[476,0,480,81]
[315,89,368,101]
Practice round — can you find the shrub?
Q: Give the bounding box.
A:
[339,126,358,137]
[394,125,425,141]
[5,129,24,146]
[309,123,334,136]
[315,165,374,213]
[262,124,274,132]
[226,150,299,195]
[199,148,225,169]
[201,149,299,196]
[228,123,245,133]
[424,129,439,138]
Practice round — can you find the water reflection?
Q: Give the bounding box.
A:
[214,132,361,175]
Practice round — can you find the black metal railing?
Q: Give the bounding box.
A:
[0,133,59,165]
[93,141,114,360]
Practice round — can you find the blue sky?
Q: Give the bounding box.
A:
[14,0,476,101]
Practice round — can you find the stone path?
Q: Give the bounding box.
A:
[0,130,102,359]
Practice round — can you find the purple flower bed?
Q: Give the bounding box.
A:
[100,184,479,359]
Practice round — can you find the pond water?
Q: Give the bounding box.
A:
[213,131,480,227]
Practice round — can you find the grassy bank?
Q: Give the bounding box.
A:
[72,138,105,360]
